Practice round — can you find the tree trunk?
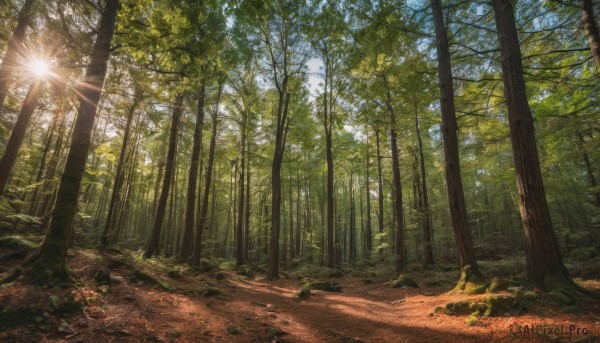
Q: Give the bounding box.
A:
[266,91,291,279]
[0,0,35,109]
[101,97,139,244]
[236,114,246,266]
[375,126,384,239]
[431,0,482,283]
[178,82,206,263]
[365,128,372,255]
[415,109,434,265]
[144,94,183,258]
[0,79,41,195]
[581,0,600,69]
[27,0,118,282]
[492,0,572,290]
[382,74,404,272]
[244,148,251,261]
[193,83,222,265]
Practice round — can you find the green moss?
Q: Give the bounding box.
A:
[133,270,171,291]
[296,284,311,300]
[391,275,419,288]
[309,281,342,292]
[0,235,38,250]
[203,286,222,297]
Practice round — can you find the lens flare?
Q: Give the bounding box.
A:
[30,60,50,77]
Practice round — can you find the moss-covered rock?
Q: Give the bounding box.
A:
[391,275,419,288]
[203,286,222,297]
[309,281,342,292]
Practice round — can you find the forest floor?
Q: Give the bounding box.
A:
[1,240,600,342]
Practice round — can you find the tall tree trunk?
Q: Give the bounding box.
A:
[374,126,384,239]
[266,90,291,279]
[193,83,222,265]
[236,113,247,266]
[244,149,251,261]
[0,0,35,109]
[101,97,139,244]
[431,0,482,286]
[178,82,206,263]
[382,74,404,272]
[415,109,433,265]
[365,128,372,255]
[26,0,118,282]
[492,0,574,290]
[581,0,600,69]
[0,79,41,195]
[144,94,183,258]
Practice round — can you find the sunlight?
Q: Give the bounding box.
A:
[28,59,50,77]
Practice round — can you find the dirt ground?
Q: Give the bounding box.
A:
[1,248,599,343]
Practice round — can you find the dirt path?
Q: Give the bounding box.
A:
[1,249,599,342]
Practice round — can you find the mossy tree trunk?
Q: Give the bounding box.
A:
[430,0,483,284]
[27,0,119,283]
[492,0,571,289]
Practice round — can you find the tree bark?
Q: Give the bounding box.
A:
[178,81,206,263]
[193,83,222,265]
[580,0,600,69]
[374,126,385,240]
[236,115,246,265]
[144,94,183,258]
[365,128,372,254]
[28,0,118,282]
[266,91,291,279]
[431,0,481,280]
[415,109,434,265]
[0,0,35,109]
[382,73,404,272]
[0,79,41,195]
[492,0,572,289]
[101,96,139,244]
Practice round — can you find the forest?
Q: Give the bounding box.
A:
[0,0,599,341]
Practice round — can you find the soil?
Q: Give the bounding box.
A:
[1,248,599,343]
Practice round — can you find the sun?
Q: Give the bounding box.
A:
[29,59,50,77]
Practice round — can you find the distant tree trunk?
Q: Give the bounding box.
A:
[431,0,482,283]
[25,0,118,282]
[178,81,206,263]
[492,0,574,290]
[288,165,294,260]
[577,132,600,207]
[144,94,183,258]
[101,97,139,244]
[365,128,372,254]
[0,79,41,196]
[235,111,247,266]
[322,64,335,267]
[266,90,291,279]
[244,150,251,261]
[0,0,35,109]
[374,126,384,240]
[193,83,222,265]
[415,109,433,265]
[581,0,600,69]
[382,73,405,272]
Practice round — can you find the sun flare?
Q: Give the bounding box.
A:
[30,60,50,77]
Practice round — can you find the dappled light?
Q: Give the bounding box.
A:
[1,0,600,341]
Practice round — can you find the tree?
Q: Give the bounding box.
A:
[491,0,589,295]
[19,0,119,282]
[580,0,600,69]
[144,93,183,258]
[430,0,483,289]
[0,79,41,195]
[0,0,35,110]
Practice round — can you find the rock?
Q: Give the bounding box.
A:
[226,326,240,334]
[203,286,222,297]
